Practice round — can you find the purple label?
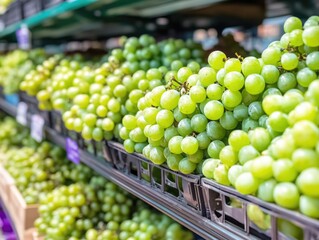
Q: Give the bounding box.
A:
[16,26,31,50]
[66,138,80,164]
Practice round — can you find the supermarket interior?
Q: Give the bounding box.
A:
[0,0,319,239]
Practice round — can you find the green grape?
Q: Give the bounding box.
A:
[196,132,211,149]
[221,90,242,109]
[281,53,298,70]
[292,120,319,148]
[245,74,265,95]
[238,145,260,165]
[241,56,262,76]
[292,148,319,172]
[148,124,164,141]
[202,158,220,178]
[177,118,192,136]
[224,58,241,72]
[302,26,319,47]
[249,128,271,152]
[261,47,281,65]
[191,114,208,133]
[228,130,250,152]
[272,159,297,182]
[204,100,224,120]
[228,165,244,186]
[296,67,317,87]
[177,67,193,83]
[251,156,273,180]
[208,51,226,70]
[206,121,226,140]
[233,104,248,121]
[235,172,259,194]
[178,95,196,114]
[257,179,277,202]
[156,109,174,128]
[273,183,300,209]
[198,67,216,87]
[277,72,297,93]
[296,168,319,197]
[189,85,206,103]
[248,101,264,120]
[181,136,198,155]
[219,111,238,130]
[299,196,319,218]
[306,51,319,70]
[214,164,230,186]
[168,136,183,154]
[178,158,197,174]
[206,83,224,100]
[219,146,238,168]
[268,111,288,132]
[224,71,245,91]
[261,65,280,84]
[284,16,302,33]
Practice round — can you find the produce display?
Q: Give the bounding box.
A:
[200,15,319,219]
[0,117,194,240]
[13,15,319,222]
[0,49,46,94]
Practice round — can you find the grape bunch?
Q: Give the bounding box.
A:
[200,15,319,220]
[0,49,46,94]
[35,176,193,240]
[30,35,204,143]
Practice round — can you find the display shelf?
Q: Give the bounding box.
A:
[0,97,243,240]
[0,0,269,44]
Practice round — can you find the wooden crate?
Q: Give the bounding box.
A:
[0,165,15,204]
[7,185,39,240]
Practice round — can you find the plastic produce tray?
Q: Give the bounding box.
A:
[50,110,66,135]
[106,140,206,215]
[18,91,51,127]
[201,178,319,240]
[22,0,42,18]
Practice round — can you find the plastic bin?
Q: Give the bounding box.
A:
[201,178,319,240]
[106,141,206,215]
[50,110,66,135]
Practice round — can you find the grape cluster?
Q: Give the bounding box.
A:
[201,16,319,220]
[35,176,193,240]
[25,35,204,143]
[0,117,94,204]
[0,49,46,94]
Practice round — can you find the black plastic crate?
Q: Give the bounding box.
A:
[42,0,64,9]
[50,110,66,135]
[22,0,42,18]
[201,178,319,240]
[18,91,51,127]
[4,1,23,26]
[106,141,206,215]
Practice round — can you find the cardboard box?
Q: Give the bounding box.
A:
[7,185,39,240]
[0,165,15,204]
